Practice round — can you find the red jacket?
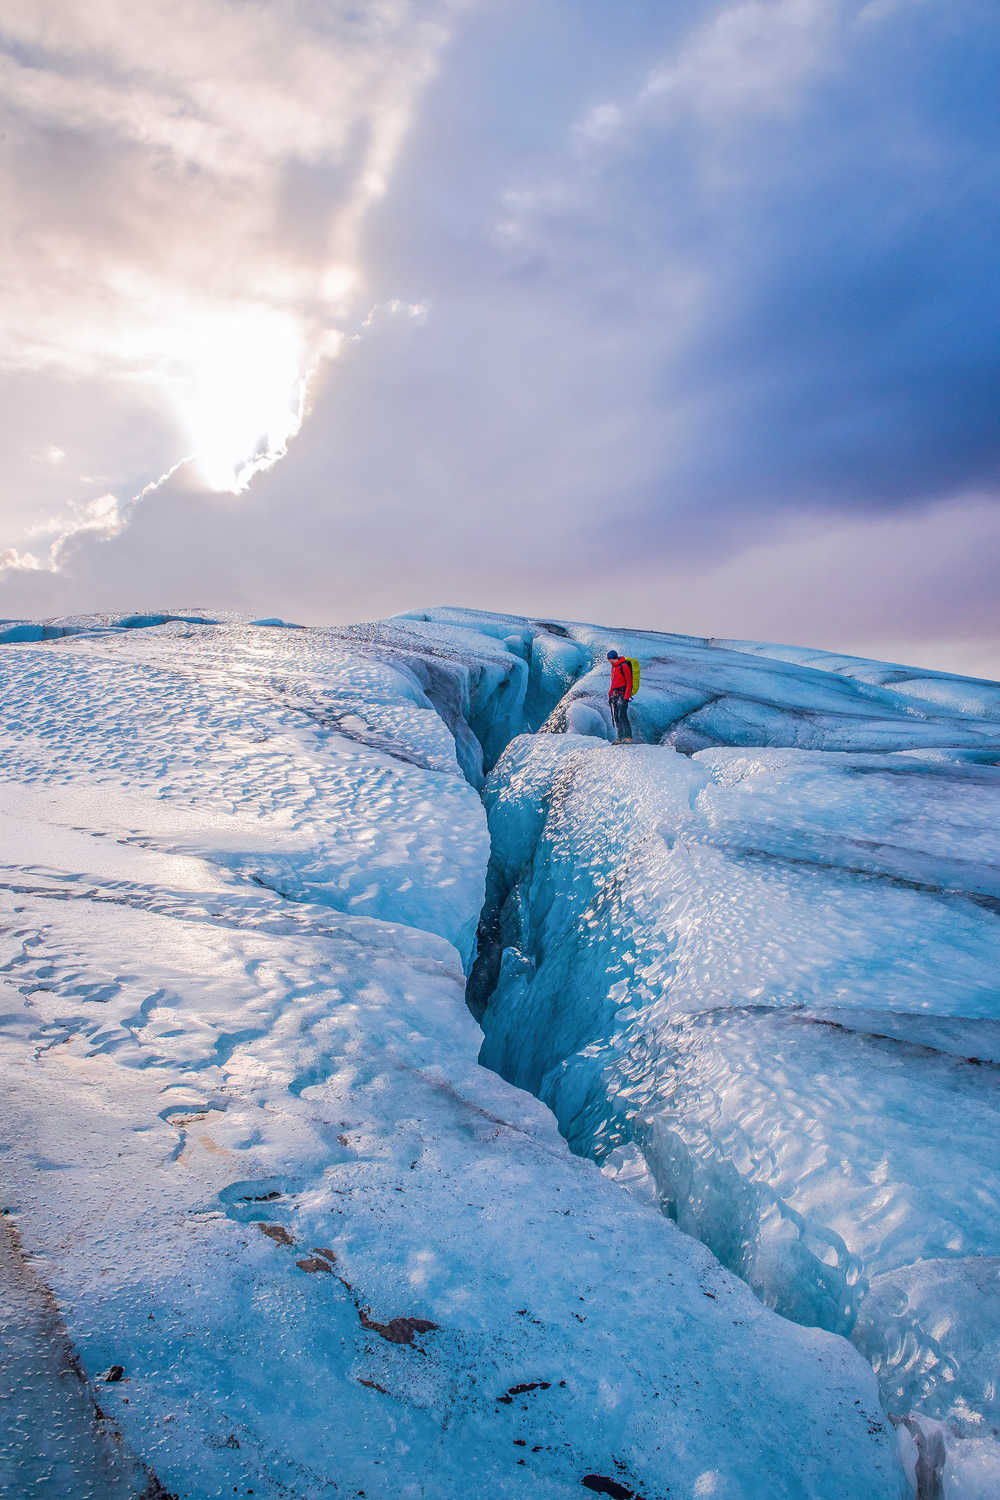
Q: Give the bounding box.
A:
[609,657,633,699]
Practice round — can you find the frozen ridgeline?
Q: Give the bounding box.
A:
[0,613,996,1499]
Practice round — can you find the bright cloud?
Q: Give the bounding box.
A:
[638,0,838,128]
[569,0,840,163]
[0,0,460,565]
[1,0,997,681]
[3,457,196,577]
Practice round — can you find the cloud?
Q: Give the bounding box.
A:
[576,0,840,149]
[490,0,1000,541]
[0,0,460,558]
[1,547,43,572]
[641,0,836,120]
[2,0,997,681]
[2,456,198,578]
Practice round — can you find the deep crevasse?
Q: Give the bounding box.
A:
[425,607,1000,1500]
[0,609,909,1500]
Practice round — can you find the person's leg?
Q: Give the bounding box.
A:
[611,691,629,740]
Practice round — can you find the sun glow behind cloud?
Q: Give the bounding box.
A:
[174,304,314,494]
[0,0,457,563]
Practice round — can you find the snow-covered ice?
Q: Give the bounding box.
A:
[3,606,997,1497]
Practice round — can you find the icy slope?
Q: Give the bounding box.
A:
[400,610,1000,1500]
[0,614,903,1500]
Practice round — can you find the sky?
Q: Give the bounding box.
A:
[2,0,999,678]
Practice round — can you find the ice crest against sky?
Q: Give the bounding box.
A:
[1,1,999,674]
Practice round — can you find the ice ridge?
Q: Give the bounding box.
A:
[408,608,1000,1500]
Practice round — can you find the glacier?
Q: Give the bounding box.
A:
[1,609,997,1498]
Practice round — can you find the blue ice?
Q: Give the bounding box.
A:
[1,612,912,1499]
[467,616,1000,1494]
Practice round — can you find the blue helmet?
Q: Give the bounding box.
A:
[607,650,619,661]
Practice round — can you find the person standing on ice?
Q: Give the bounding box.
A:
[606,650,634,742]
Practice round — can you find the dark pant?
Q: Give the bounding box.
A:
[610,690,632,740]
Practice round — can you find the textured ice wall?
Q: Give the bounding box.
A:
[450,612,1000,1499]
[0,613,905,1500]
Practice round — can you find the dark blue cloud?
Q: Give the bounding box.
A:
[652,3,1000,520]
[311,0,1000,596]
[5,0,998,670]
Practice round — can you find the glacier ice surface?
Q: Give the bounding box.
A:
[431,609,1000,1497]
[0,611,909,1499]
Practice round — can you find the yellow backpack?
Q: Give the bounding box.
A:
[627,657,640,695]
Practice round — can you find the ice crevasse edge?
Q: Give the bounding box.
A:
[434,605,1000,1499]
[0,604,996,1498]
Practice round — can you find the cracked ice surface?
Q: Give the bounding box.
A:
[436,610,1000,1499]
[1,614,904,1500]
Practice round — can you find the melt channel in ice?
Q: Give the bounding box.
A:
[1,610,905,1499]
